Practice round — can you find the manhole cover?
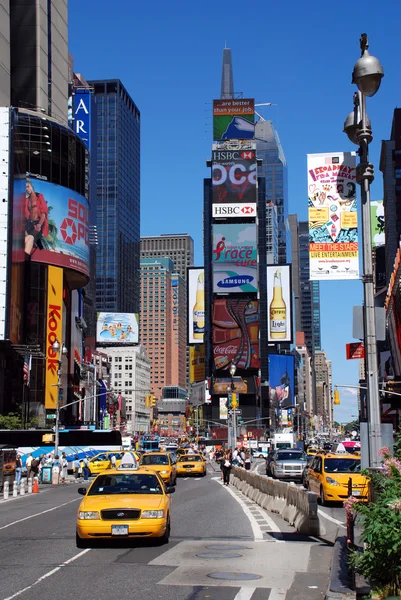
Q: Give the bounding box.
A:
[197,552,243,559]
[206,544,247,551]
[207,572,261,581]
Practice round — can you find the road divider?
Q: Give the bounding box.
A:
[231,467,320,537]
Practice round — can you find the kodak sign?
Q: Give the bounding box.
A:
[45,266,63,409]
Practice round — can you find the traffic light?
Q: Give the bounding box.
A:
[231,393,238,409]
[149,395,156,407]
[145,394,151,407]
[334,389,340,405]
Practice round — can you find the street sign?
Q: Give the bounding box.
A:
[46,414,56,419]
[229,409,242,415]
[346,342,365,360]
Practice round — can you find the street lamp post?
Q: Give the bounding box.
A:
[344,33,384,468]
[51,339,68,458]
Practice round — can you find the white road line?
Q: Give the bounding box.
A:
[234,588,256,600]
[317,509,346,527]
[0,498,80,531]
[268,589,287,600]
[2,548,90,600]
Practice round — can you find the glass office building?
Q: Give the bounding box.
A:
[88,79,140,313]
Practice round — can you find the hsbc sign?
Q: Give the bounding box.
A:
[212,148,257,205]
[212,203,257,218]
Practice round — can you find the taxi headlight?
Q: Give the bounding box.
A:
[160,470,169,474]
[326,477,341,486]
[141,510,165,519]
[79,511,100,520]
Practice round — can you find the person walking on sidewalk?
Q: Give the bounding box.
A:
[73,455,82,480]
[83,457,90,481]
[244,449,251,471]
[25,454,33,480]
[222,451,232,486]
[15,454,22,485]
[60,453,68,483]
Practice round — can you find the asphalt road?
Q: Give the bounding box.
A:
[0,463,333,600]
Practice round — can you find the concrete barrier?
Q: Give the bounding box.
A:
[231,467,320,536]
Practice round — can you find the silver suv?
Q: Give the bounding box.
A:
[271,449,307,482]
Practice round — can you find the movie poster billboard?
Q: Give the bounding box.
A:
[266,265,293,343]
[269,354,295,411]
[371,200,385,248]
[212,298,260,370]
[213,223,258,293]
[188,267,204,344]
[189,345,205,383]
[25,176,90,278]
[213,99,255,141]
[307,152,358,280]
[96,313,139,344]
[212,145,257,204]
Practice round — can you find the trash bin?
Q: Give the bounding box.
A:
[41,466,53,483]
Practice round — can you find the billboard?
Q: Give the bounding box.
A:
[188,267,204,344]
[213,203,257,218]
[269,354,295,411]
[0,108,10,340]
[212,298,259,370]
[371,200,385,247]
[212,147,257,204]
[219,397,228,420]
[266,265,293,343]
[189,345,205,383]
[213,223,258,293]
[213,99,255,141]
[73,88,92,149]
[45,266,63,409]
[308,152,358,280]
[25,176,90,278]
[96,313,139,344]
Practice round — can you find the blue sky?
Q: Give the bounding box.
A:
[69,0,401,424]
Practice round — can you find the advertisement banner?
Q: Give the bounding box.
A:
[212,147,257,204]
[213,223,258,293]
[307,152,358,280]
[189,345,205,382]
[25,176,90,278]
[213,298,260,370]
[219,397,228,420]
[266,265,293,343]
[211,376,255,395]
[213,203,257,218]
[73,88,91,148]
[370,200,385,247]
[213,99,255,141]
[45,266,63,409]
[269,354,295,411]
[96,313,139,344]
[0,108,10,341]
[188,267,204,344]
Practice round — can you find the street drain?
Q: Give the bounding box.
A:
[206,544,247,551]
[207,572,261,581]
[197,552,243,559]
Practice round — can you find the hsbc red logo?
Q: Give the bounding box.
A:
[241,206,255,214]
[213,203,257,218]
[241,151,255,159]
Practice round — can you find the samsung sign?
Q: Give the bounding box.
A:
[212,203,257,218]
[73,89,91,148]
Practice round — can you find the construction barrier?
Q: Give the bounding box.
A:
[231,467,320,537]
[3,481,9,500]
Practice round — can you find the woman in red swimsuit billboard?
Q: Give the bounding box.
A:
[24,178,49,255]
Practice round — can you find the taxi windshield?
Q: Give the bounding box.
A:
[88,473,163,495]
[141,455,169,466]
[324,458,360,473]
[178,455,201,462]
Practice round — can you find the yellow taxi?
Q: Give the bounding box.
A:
[76,453,174,547]
[176,453,206,477]
[306,447,319,456]
[139,452,177,486]
[306,452,369,505]
[87,451,140,476]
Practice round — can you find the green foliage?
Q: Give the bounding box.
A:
[0,413,23,429]
[350,432,401,596]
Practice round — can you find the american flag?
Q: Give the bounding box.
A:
[23,354,32,386]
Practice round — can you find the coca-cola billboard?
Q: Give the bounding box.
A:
[212,298,260,370]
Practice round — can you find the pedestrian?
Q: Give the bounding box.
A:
[82,458,89,481]
[26,454,33,480]
[110,453,116,469]
[31,457,40,478]
[15,454,22,485]
[222,451,232,486]
[60,453,68,483]
[73,455,81,480]
[244,449,251,471]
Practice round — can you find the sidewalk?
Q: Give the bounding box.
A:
[0,474,81,504]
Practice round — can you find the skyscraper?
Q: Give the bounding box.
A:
[140,234,194,281]
[88,79,140,313]
[289,215,321,355]
[220,47,234,99]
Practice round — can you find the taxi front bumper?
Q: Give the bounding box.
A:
[77,518,167,539]
[323,483,368,502]
[177,465,204,475]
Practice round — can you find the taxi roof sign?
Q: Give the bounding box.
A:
[117,452,138,470]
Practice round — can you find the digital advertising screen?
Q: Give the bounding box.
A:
[213,223,258,293]
[188,267,204,344]
[269,354,295,410]
[213,99,255,141]
[212,146,257,204]
[96,313,139,344]
[266,264,293,343]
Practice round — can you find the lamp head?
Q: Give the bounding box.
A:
[62,344,68,355]
[343,95,371,145]
[52,340,60,352]
[352,33,384,97]
[229,362,236,377]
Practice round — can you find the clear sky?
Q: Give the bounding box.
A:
[69,0,401,425]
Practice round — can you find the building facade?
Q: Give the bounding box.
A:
[314,350,332,430]
[140,234,194,281]
[88,79,140,313]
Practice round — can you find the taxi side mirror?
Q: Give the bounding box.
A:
[78,487,87,496]
[165,486,175,494]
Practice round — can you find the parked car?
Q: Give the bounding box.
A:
[270,449,308,482]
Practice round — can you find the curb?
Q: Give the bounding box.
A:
[325,536,355,600]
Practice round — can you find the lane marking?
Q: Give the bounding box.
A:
[2,548,91,600]
[234,588,256,600]
[0,498,80,531]
[317,509,346,527]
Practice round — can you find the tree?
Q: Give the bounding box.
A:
[0,413,22,429]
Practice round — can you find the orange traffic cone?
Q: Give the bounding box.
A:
[32,477,39,493]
